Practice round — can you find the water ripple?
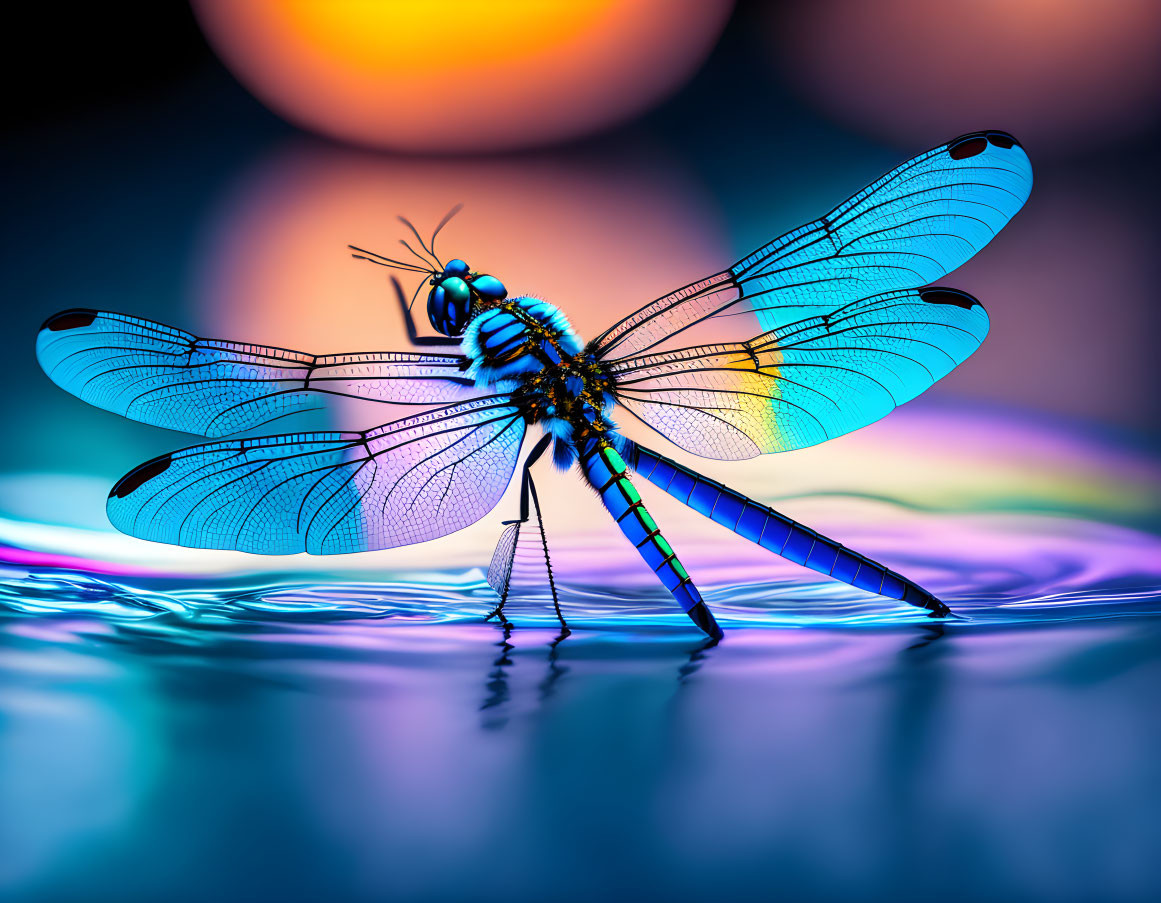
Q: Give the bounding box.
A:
[3,415,1160,642]
[2,510,1159,638]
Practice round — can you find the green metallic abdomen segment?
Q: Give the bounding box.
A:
[579,441,701,612]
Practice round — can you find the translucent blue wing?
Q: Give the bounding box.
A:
[37,309,476,437]
[608,287,989,460]
[106,397,526,554]
[595,131,1030,358]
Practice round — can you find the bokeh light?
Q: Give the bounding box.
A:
[191,0,733,152]
[769,0,1161,152]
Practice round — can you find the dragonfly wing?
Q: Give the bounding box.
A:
[594,131,1030,358]
[487,522,520,597]
[106,396,526,554]
[37,309,475,437]
[609,288,989,459]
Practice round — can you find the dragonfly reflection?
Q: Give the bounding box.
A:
[36,131,1031,639]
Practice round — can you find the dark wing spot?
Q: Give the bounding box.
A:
[947,135,988,160]
[986,131,1019,149]
[110,454,173,498]
[42,309,98,332]
[920,287,979,310]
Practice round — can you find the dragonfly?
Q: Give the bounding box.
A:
[36,130,1031,640]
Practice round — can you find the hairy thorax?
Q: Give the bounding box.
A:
[462,296,616,459]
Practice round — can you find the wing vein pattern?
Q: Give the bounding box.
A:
[597,132,1031,459]
[106,396,526,554]
[37,309,477,436]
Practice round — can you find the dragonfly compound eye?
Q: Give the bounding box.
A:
[428,276,473,335]
[469,274,507,302]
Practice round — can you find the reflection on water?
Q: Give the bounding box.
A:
[2,597,1160,902]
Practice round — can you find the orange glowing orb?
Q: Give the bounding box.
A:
[191,0,734,152]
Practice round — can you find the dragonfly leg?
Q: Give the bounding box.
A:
[527,473,566,633]
[486,435,565,629]
[390,276,463,347]
[502,434,552,526]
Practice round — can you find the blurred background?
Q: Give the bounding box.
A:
[2,0,1159,574]
[2,3,1161,902]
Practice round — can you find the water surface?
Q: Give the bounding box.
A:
[2,405,1160,903]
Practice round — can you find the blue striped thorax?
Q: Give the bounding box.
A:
[463,296,584,382]
[463,298,617,465]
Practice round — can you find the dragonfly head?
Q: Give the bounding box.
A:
[427,260,508,336]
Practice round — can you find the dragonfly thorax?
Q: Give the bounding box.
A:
[463,296,616,464]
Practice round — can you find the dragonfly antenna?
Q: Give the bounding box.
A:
[398,215,443,270]
[399,237,438,271]
[348,245,433,275]
[430,203,463,265]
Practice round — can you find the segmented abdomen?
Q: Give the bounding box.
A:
[628,443,948,615]
[579,440,702,613]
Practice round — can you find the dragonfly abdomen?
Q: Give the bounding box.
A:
[628,443,949,616]
[579,439,722,638]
